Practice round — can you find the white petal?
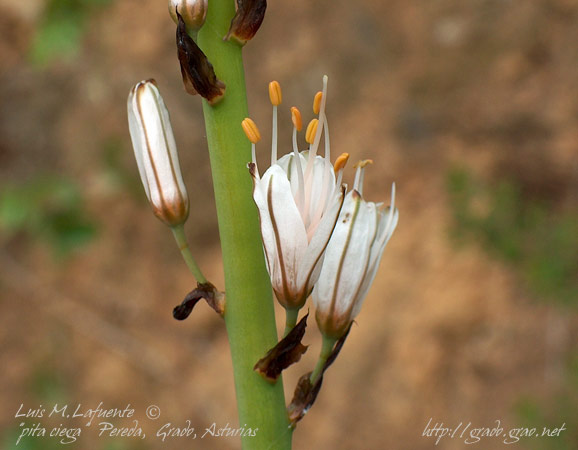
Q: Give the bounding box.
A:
[296,184,345,295]
[313,191,377,318]
[252,165,308,299]
[351,205,399,319]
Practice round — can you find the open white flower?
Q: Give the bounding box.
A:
[244,76,347,311]
[313,161,399,339]
[127,79,189,227]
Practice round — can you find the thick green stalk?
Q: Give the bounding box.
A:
[197,1,292,449]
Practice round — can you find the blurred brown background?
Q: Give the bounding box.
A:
[1,0,577,449]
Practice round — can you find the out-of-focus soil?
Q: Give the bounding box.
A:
[0,0,577,449]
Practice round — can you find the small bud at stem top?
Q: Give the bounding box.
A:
[168,0,208,33]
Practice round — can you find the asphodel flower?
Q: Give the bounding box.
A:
[244,76,347,312]
[127,79,189,227]
[313,161,399,339]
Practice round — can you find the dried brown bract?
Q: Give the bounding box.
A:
[176,10,225,104]
[287,323,352,426]
[173,281,225,320]
[224,0,267,46]
[254,313,309,382]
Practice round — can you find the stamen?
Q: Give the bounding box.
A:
[268,81,282,106]
[242,118,261,143]
[313,91,322,114]
[353,159,374,169]
[305,119,319,144]
[353,159,373,196]
[323,112,330,160]
[269,82,281,165]
[291,106,302,131]
[333,153,350,173]
[293,132,305,213]
[290,107,305,212]
[302,76,329,222]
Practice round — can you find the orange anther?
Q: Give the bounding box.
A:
[333,153,350,173]
[305,118,319,144]
[268,81,282,106]
[353,159,374,169]
[313,91,323,114]
[241,118,261,144]
[291,107,303,131]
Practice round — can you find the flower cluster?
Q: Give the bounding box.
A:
[243,76,399,340]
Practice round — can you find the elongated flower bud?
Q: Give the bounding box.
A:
[168,0,208,33]
[127,80,189,227]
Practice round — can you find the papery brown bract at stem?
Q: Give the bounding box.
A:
[254,313,309,382]
[176,10,225,104]
[173,281,225,320]
[224,0,267,45]
[287,323,352,426]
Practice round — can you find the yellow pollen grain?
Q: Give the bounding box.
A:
[268,81,282,106]
[291,107,303,131]
[333,153,350,173]
[313,91,323,114]
[305,118,319,144]
[241,118,261,144]
[353,159,374,169]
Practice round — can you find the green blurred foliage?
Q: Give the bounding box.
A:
[446,167,578,307]
[514,357,578,450]
[0,176,97,256]
[102,137,146,201]
[30,0,112,66]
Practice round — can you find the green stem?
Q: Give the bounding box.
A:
[284,308,299,337]
[171,225,207,283]
[197,2,292,449]
[310,335,337,385]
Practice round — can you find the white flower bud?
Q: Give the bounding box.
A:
[169,0,208,33]
[127,79,189,227]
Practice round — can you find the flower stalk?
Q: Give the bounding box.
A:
[171,224,207,283]
[196,1,291,448]
[309,334,337,385]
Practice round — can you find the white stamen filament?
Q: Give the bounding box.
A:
[303,76,329,225]
[353,165,365,195]
[305,76,328,178]
[271,105,278,164]
[251,143,259,179]
[323,112,330,160]
[292,126,305,212]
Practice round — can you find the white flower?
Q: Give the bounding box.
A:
[244,76,347,310]
[127,79,189,227]
[313,161,399,339]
